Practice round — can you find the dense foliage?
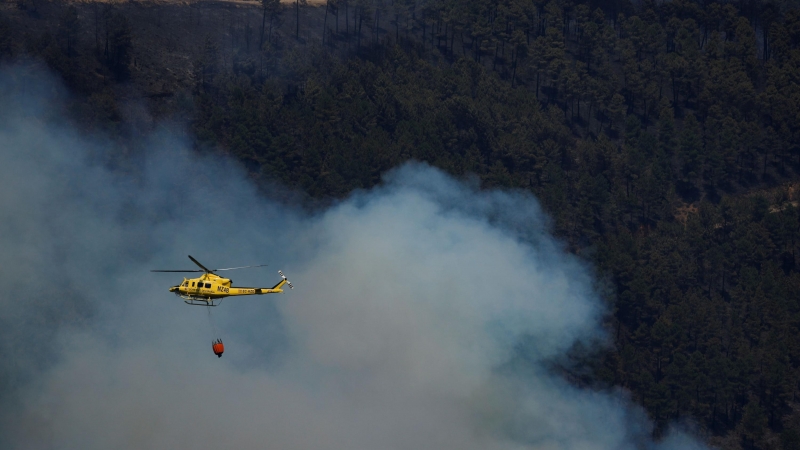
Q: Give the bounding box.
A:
[3,0,800,448]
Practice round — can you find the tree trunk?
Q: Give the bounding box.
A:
[422,17,425,46]
[643,98,648,123]
[357,9,362,50]
[104,24,109,60]
[324,1,329,45]
[671,73,677,105]
[260,5,267,50]
[374,8,379,45]
[94,4,99,54]
[511,59,517,87]
[269,16,274,44]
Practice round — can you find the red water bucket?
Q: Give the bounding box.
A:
[212,340,224,358]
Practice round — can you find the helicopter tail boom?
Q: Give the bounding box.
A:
[213,272,294,296]
[252,271,293,294]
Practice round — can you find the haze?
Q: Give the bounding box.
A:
[0,64,706,450]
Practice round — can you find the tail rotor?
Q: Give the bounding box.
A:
[278,270,294,289]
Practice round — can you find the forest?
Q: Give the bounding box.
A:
[1,0,800,448]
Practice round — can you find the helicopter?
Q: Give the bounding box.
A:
[152,255,293,306]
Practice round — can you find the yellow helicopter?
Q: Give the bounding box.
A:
[152,255,293,306]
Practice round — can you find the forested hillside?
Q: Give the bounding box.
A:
[1,0,800,448]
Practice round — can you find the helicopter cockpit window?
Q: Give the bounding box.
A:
[205,283,212,288]
[192,282,195,287]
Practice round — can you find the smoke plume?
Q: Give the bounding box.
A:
[0,64,708,450]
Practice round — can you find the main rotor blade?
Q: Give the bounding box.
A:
[212,264,268,271]
[151,270,204,272]
[188,255,213,273]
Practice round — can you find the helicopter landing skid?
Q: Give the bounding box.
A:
[178,294,220,306]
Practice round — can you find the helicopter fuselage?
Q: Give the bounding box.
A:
[169,273,288,300]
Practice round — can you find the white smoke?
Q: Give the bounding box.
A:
[0,64,708,450]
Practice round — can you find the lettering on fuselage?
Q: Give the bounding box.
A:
[217,286,230,294]
[239,289,255,294]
